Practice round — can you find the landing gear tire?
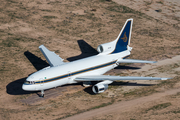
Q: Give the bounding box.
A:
[40,90,44,98]
[40,94,44,98]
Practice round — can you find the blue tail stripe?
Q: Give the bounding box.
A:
[112,20,131,54]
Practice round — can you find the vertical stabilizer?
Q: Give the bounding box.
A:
[111,18,133,54]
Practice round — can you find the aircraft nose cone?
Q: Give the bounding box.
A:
[22,84,33,91]
[22,84,37,91]
[22,84,27,91]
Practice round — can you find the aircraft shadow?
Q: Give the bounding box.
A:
[24,51,49,71]
[6,77,36,95]
[67,40,99,61]
[114,65,140,70]
[84,87,96,95]
[6,51,49,95]
[111,81,155,86]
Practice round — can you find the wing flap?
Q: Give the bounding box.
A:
[75,75,170,82]
[39,45,65,67]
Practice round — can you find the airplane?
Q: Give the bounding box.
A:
[22,18,170,97]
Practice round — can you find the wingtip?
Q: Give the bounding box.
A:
[153,61,157,63]
[161,78,172,80]
[39,45,45,49]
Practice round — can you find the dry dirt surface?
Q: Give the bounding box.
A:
[0,0,180,120]
[64,88,180,120]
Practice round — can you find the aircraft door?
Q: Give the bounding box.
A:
[68,71,71,79]
[39,78,44,86]
[68,71,72,83]
[113,59,117,68]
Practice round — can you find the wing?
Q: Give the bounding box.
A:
[75,75,170,82]
[39,45,65,67]
[117,59,156,63]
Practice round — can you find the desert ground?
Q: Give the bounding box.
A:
[0,0,180,120]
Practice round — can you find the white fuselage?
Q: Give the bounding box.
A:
[22,49,130,91]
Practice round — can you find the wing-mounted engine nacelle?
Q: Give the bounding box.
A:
[97,41,116,54]
[92,83,108,94]
[92,80,113,94]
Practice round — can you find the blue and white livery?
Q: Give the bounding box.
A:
[22,19,170,97]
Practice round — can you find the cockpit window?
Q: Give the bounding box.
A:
[24,81,30,84]
[24,81,35,84]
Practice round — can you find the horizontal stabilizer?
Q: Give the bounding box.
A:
[75,75,171,82]
[39,45,65,67]
[118,59,156,64]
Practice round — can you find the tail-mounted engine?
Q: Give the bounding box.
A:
[97,41,115,54]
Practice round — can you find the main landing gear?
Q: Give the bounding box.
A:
[40,90,44,98]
